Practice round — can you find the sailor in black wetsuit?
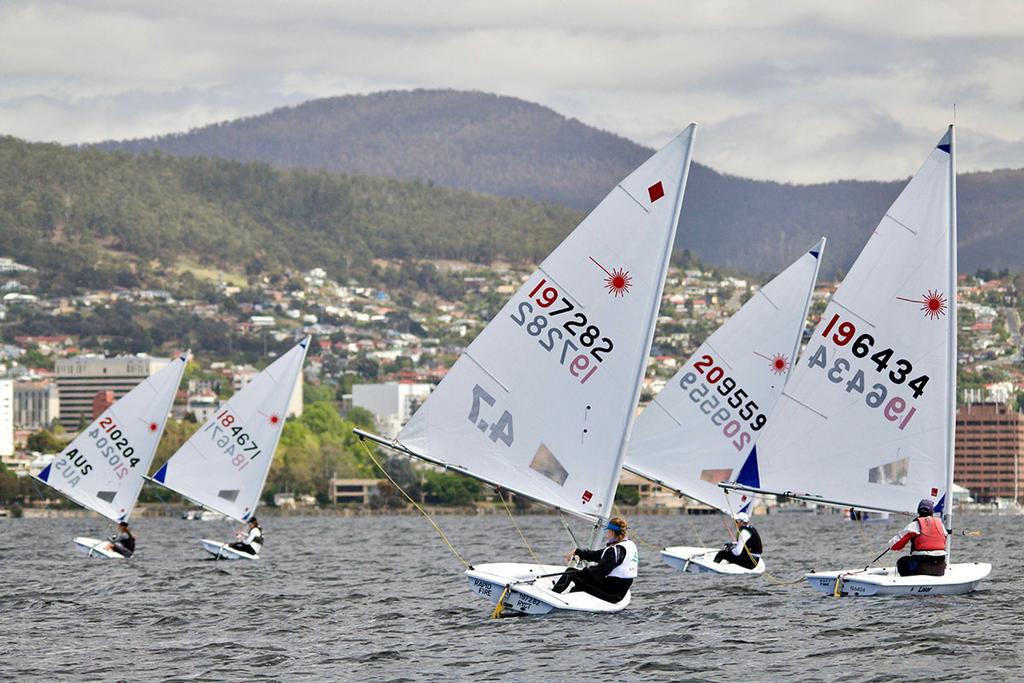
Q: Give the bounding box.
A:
[229,518,263,556]
[104,522,135,558]
[551,517,638,603]
[713,511,762,569]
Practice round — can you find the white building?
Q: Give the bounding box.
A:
[352,383,433,438]
[0,379,13,456]
[13,381,59,430]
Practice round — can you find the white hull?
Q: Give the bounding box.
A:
[201,538,259,561]
[661,546,766,575]
[806,562,991,596]
[465,562,631,615]
[73,536,127,560]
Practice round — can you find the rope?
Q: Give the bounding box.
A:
[685,506,708,548]
[358,438,470,569]
[491,584,511,619]
[497,488,543,566]
[851,508,875,556]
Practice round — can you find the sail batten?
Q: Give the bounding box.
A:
[396,126,698,519]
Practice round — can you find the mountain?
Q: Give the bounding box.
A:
[95,90,1024,277]
[0,136,580,294]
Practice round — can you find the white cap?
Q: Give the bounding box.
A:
[734,512,750,523]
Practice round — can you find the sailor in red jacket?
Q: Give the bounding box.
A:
[889,498,947,577]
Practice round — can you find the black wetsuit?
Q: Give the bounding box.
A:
[109,531,135,558]
[551,544,633,603]
[713,525,762,569]
[229,527,262,555]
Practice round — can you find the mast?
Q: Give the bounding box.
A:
[592,124,697,548]
[944,124,957,560]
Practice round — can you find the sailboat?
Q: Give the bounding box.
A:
[624,239,825,575]
[723,126,992,596]
[355,124,697,615]
[149,337,309,560]
[34,354,188,559]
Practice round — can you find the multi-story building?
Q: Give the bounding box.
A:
[0,379,12,456]
[955,402,1024,504]
[13,380,59,430]
[352,383,433,438]
[54,355,170,431]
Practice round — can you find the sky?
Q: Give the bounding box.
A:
[1,0,1021,183]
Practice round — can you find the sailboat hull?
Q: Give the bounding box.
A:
[73,536,127,560]
[661,546,766,575]
[465,562,631,615]
[201,539,260,561]
[806,562,991,596]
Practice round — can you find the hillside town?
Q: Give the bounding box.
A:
[1,254,1022,513]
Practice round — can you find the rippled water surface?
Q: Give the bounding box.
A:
[1,512,1018,681]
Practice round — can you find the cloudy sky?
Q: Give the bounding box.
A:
[1,0,1021,183]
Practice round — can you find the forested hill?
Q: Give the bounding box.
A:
[0,136,580,294]
[94,90,1024,277]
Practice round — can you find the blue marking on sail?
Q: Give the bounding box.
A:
[736,446,760,489]
[153,462,168,484]
[937,129,952,154]
[934,493,945,514]
[242,510,252,521]
[38,463,51,482]
[809,250,819,259]
[738,499,752,514]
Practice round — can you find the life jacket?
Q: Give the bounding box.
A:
[911,516,947,553]
[740,525,763,556]
[123,532,135,553]
[248,526,263,552]
[607,539,639,579]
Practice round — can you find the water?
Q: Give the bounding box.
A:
[1,512,1018,681]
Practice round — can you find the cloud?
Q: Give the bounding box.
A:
[0,0,1021,181]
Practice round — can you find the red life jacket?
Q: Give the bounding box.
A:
[911,516,947,552]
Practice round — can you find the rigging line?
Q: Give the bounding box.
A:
[358,438,470,569]
[497,487,543,567]
[558,509,580,548]
[685,506,707,549]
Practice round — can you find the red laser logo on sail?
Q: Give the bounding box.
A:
[589,256,632,297]
[269,413,281,426]
[770,353,790,375]
[896,290,947,320]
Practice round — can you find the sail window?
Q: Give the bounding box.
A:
[530,444,568,486]
[96,491,116,503]
[218,489,240,502]
[867,457,909,486]
[699,469,733,484]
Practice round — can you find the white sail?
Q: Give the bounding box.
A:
[625,239,825,513]
[732,129,956,514]
[36,354,188,522]
[152,338,309,522]
[397,126,696,520]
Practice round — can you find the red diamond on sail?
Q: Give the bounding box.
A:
[648,181,664,202]
[581,490,593,504]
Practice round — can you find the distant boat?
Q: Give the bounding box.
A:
[357,125,697,615]
[724,126,992,596]
[149,338,309,560]
[34,354,188,559]
[625,239,825,575]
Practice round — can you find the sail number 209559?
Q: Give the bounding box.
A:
[467,384,514,447]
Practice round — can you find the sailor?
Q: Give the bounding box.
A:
[889,498,947,577]
[551,516,638,603]
[713,511,762,569]
[229,518,263,556]
[103,521,135,558]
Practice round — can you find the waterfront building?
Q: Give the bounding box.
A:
[352,382,432,438]
[13,380,58,430]
[955,402,1024,504]
[330,478,382,505]
[0,379,12,456]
